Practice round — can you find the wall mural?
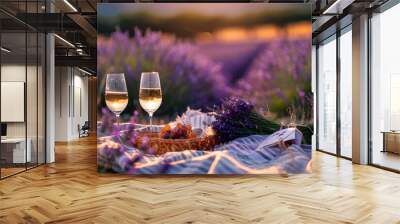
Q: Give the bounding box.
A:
[97,3,313,175]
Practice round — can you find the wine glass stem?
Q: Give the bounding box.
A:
[149,112,153,129]
[116,114,120,131]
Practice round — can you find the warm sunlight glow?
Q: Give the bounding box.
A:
[215,27,249,42]
[253,25,281,40]
[196,23,310,43]
[286,22,312,39]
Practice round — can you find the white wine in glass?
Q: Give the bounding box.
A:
[139,72,162,127]
[105,91,128,116]
[105,73,128,127]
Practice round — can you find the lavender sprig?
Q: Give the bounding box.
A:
[212,97,312,144]
[212,97,281,143]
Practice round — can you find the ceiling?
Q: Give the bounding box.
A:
[311,0,389,43]
[0,0,97,73]
[0,0,392,74]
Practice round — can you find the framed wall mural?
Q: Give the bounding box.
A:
[97,3,313,175]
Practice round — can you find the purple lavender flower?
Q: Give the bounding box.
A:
[115,150,144,173]
[212,97,280,143]
[98,28,231,114]
[98,140,125,171]
[297,89,305,98]
[99,107,116,134]
[236,38,312,121]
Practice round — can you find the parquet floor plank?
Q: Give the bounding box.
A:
[0,136,399,223]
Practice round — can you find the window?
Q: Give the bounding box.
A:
[0,1,46,179]
[317,35,337,154]
[370,3,400,171]
[339,27,352,158]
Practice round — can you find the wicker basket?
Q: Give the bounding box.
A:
[134,132,218,155]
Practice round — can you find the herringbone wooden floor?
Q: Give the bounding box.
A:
[1,136,400,224]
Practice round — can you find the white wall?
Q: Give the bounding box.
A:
[72,73,89,138]
[55,67,69,141]
[54,67,89,141]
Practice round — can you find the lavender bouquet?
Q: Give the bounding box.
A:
[212,97,312,144]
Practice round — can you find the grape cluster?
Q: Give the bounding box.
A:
[159,123,196,139]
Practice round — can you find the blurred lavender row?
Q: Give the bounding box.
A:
[98,29,230,121]
[237,39,312,124]
[98,28,312,125]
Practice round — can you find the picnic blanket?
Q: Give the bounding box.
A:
[98,128,312,175]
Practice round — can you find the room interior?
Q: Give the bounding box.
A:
[370,6,400,170]
[0,28,46,177]
[313,0,400,172]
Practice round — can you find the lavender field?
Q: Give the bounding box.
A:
[98,29,312,126]
[97,3,313,175]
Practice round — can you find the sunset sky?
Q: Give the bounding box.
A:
[98,3,310,18]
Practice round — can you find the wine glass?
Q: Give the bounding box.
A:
[105,73,128,128]
[139,72,162,129]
